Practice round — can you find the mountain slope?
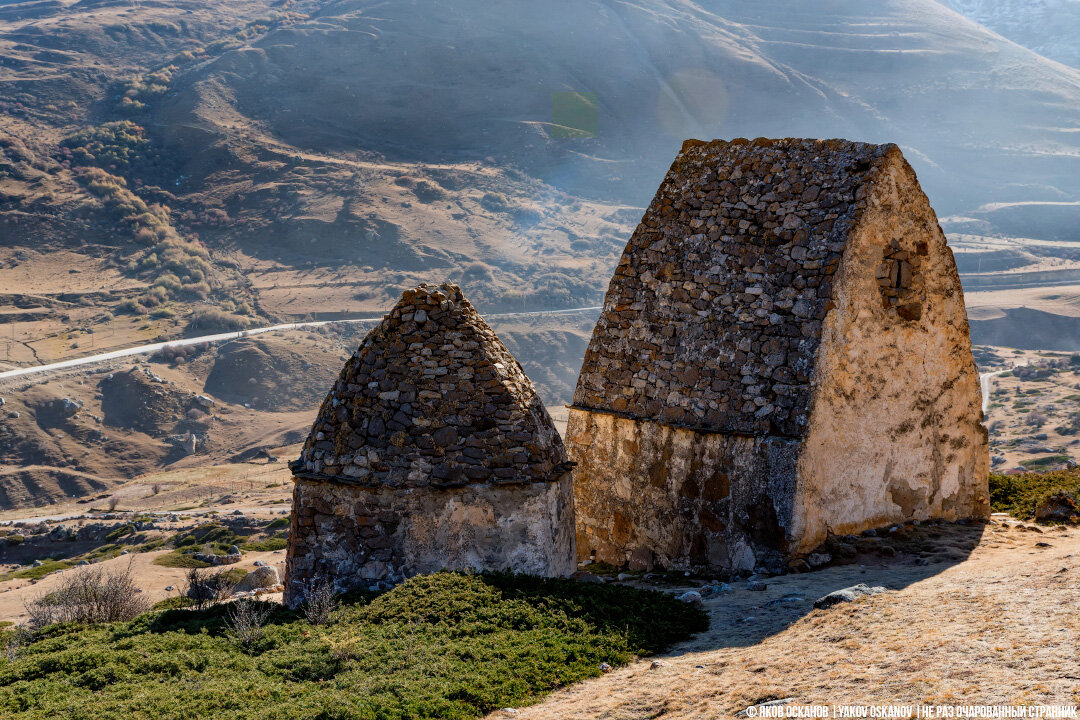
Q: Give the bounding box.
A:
[940,0,1080,70]
[159,0,1080,223]
[2,0,1080,373]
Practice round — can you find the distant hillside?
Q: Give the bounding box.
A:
[1,0,1080,371]
[157,0,1080,231]
[941,0,1080,70]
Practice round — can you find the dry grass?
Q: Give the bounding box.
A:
[981,347,1080,471]
[24,560,150,627]
[497,520,1080,719]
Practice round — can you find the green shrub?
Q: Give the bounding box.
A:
[105,525,135,542]
[239,537,287,552]
[0,572,706,719]
[989,469,1080,519]
[265,518,290,531]
[152,551,211,569]
[84,544,123,561]
[60,121,151,173]
[1019,454,1071,472]
[185,308,254,335]
[0,559,75,582]
[152,596,196,611]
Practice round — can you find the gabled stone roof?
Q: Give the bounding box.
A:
[293,283,570,487]
[573,137,898,437]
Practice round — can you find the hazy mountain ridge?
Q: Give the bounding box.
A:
[941,0,1080,69]
[1,0,1080,376]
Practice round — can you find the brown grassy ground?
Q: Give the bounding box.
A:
[494,519,1080,718]
[981,349,1080,470]
[0,546,287,625]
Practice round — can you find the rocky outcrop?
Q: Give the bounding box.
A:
[814,583,887,609]
[100,367,196,437]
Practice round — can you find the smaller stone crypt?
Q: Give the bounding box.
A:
[284,283,576,606]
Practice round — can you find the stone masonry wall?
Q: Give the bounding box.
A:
[567,138,987,573]
[284,475,576,605]
[566,409,799,573]
[294,283,569,487]
[573,138,892,437]
[286,283,577,605]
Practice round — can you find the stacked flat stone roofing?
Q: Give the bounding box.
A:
[573,137,898,438]
[292,282,570,487]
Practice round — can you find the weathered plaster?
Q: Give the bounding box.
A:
[792,149,989,553]
[566,408,798,572]
[285,475,576,606]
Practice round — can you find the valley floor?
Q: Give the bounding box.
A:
[494,518,1080,719]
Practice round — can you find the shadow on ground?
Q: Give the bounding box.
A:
[660,519,989,653]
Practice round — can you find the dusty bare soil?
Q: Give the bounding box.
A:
[494,518,1080,718]
[0,547,288,626]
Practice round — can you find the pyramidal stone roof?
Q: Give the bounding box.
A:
[293,283,570,488]
[573,137,899,438]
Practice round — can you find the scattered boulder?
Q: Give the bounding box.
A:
[699,582,730,597]
[32,396,82,426]
[1035,492,1079,524]
[814,583,887,609]
[235,565,281,592]
[676,590,703,606]
[193,551,242,566]
[570,571,605,584]
[168,432,202,455]
[787,559,810,573]
[746,580,767,591]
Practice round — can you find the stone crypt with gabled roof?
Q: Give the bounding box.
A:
[567,137,989,575]
[284,283,575,606]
